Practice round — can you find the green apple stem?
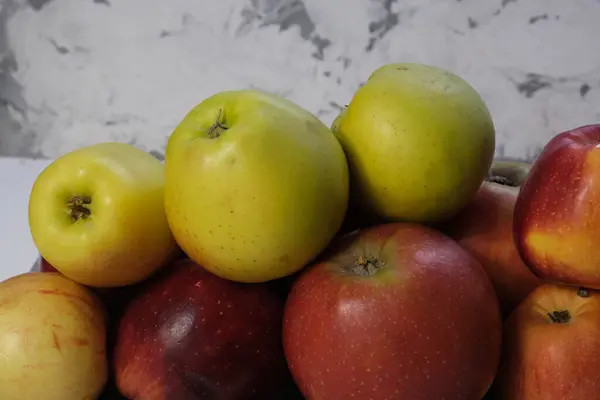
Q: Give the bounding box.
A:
[348,255,382,276]
[207,109,228,138]
[68,195,92,221]
[547,310,571,324]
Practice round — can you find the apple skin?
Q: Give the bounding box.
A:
[0,272,108,400]
[333,63,495,223]
[514,124,600,289]
[442,160,541,317]
[492,284,600,399]
[283,223,502,400]
[113,258,292,400]
[28,142,178,288]
[164,89,349,283]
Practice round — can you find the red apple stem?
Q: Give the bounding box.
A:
[67,195,92,221]
[547,310,571,324]
[207,109,228,138]
[348,255,382,276]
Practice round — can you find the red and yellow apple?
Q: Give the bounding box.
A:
[514,124,600,289]
[113,259,292,399]
[28,142,178,288]
[443,160,541,316]
[493,284,600,399]
[283,223,502,400]
[0,272,108,399]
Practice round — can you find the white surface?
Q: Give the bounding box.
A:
[2,0,600,161]
[0,157,52,282]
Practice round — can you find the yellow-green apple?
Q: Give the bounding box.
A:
[283,223,502,400]
[492,284,600,399]
[28,142,178,288]
[113,258,293,400]
[0,272,108,400]
[443,160,541,317]
[164,89,349,283]
[514,124,600,289]
[333,62,495,223]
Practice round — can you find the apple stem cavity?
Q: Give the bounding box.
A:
[577,287,591,298]
[207,109,228,139]
[547,310,571,324]
[348,255,382,277]
[67,195,92,221]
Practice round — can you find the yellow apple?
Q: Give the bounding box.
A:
[334,63,496,223]
[165,89,349,283]
[29,142,178,287]
[0,272,108,400]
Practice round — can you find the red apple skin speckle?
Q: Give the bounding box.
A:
[113,259,291,400]
[283,223,502,400]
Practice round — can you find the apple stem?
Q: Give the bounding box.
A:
[349,255,382,276]
[207,109,228,138]
[547,310,571,324]
[68,195,92,221]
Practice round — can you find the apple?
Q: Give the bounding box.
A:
[514,124,600,289]
[492,284,600,399]
[164,89,349,283]
[283,223,502,399]
[333,62,495,223]
[28,142,178,288]
[0,272,108,399]
[442,160,541,316]
[113,258,292,399]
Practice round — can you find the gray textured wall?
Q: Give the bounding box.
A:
[1,0,599,160]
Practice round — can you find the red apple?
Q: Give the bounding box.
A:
[283,223,502,400]
[514,124,600,289]
[492,284,600,399]
[443,160,541,316]
[113,258,292,400]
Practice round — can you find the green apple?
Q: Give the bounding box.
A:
[164,89,349,283]
[28,142,178,288]
[334,63,496,222]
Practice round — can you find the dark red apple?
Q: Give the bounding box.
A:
[492,284,600,399]
[514,124,600,289]
[283,223,502,400]
[443,160,541,317]
[113,258,292,400]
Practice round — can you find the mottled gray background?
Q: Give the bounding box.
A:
[1,0,599,161]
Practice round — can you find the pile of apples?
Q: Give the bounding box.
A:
[1,62,598,400]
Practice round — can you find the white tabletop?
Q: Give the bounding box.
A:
[0,157,52,282]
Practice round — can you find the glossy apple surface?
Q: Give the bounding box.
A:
[514,124,600,289]
[283,223,502,399]
[28,142,178,288]
[443,160,540,316]
[492,284,600,399]
[0,272,108,399]
[114,259,291,399]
